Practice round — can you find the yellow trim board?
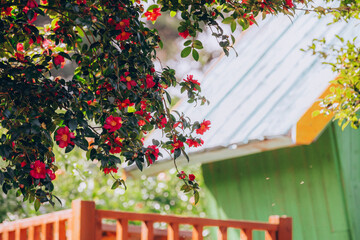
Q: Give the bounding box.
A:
[295,84,334,145]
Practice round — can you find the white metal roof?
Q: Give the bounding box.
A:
[127,12,359,175]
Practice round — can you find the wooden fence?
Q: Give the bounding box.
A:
[0,200,292,240]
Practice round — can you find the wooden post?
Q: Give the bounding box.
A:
[167,223,179,240]
[217,226,227,240]
[41,223,53,240]
[192,225,203,240]
[71,200,100,240]
[15,227,26,240]
[266,216,279,240]
[141,221,154,240]
[116,219,128,240]
[278,216,292,240]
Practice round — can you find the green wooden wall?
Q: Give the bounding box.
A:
[202,123,357,240]
[332,123,360,240]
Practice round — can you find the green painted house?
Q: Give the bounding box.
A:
[128,11,360,240]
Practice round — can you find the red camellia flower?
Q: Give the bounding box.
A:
[285,0,294,8]
[106,137,123,154]
[179,30,189,39]
[115,19,130,30]
[15,52,26,62]
[21,161,27,167]
[53,20,61,31]
[104,115,122,132]
[2,7,13,16]
[117,99,134,109]
[144,8,161,21]
[184,75,200,85]
[55,126,75,148]
[46,169,56,180]
[145,145,159,164]
[76,0,87,4]
[243,13,255,25]
[178,171,186,179]
[116,31,132,41]
[30,160,46,179]
[158,115,167,129]
[196,120,211,135]
[184,75,200,90]
[171,137,184,153]
[146,74,156,88]
[186,138,204,148]
[26,0,38,8]
[17,43,24,52]
[103,167,118,174]
[189,174,195,181]
[53,54,65,67]
[138,119,146,126]
[120,72,137,89]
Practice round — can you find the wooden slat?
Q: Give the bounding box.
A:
[167,223,179,240]
[2,231,8,240]
[54,220,66,240]
[141,221,154,240]
[116,219,128,240]
[98,210,279,231]
[192,225,203,240]
[217,226,227,240]
[41,223,53,240]
[28,226,34,240]
[242,229,252,240]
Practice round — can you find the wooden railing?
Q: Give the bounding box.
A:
[0,200,292,240]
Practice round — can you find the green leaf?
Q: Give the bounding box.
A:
[111,180,120,189]
[0,171,4,185]
[147,4,159,11]
[152,139,160,146]
[165,91,172,104]
[86,150,91,160]
[136,160,143,171]
[58,52,71,60]
[194,190,200,204]
[170,11,177,17]
[34,199,41,211]
[192,49,199,61]
[193,40,203,49]
[181,47,192,58]
[90,42,100,49]
[184,40,192,46]
[222,17,234,24]
[174,148,181,160]
[231,21,236,33]
[182,149,190,162]
[68,119,77,131]
[76,26,85,37]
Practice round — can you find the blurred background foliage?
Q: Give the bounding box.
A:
[0,146,207,222]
